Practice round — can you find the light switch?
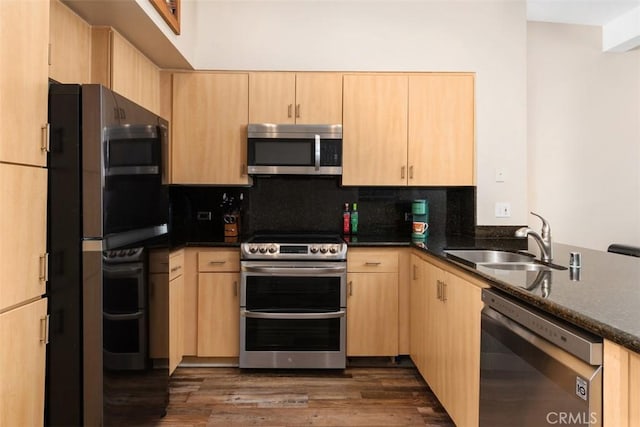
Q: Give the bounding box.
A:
[495,202,511,218]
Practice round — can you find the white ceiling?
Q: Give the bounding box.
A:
[527,0,639,25]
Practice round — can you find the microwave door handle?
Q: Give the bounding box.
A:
[315,134,321,171]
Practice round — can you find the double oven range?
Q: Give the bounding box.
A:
[240,234,347,369]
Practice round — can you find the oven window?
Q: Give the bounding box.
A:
[108,139,157,167]
[103,316,142,353]
[104,176,168,234]
[245,276,341,311]
[245,318,341,351]
[251,139,313,166]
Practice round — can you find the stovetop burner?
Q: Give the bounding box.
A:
[241,232,347,260]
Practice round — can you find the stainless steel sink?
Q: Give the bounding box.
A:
[479,262,552,271]
[444,250,535,264]
[444,249,564,272]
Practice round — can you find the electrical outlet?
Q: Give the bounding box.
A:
[495,202,511,218]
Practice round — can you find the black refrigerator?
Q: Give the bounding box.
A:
[47,84,170,426]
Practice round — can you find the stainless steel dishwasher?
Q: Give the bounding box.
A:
[480,289,603,427]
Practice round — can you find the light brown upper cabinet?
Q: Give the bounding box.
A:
[49,0,92,84]
[171,72,250,185]
[91,27,161,115]
[343,73,475,186]
[342,74,409,186]
[0,0,49,166]
[249,72,342,124]
[408,74,475,186]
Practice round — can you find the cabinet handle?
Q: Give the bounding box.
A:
[234,281,238,297]
[41,124,50,152]
[349,281,353,296]
[412,264,417,280]
[209,260,227,265]
[364,261,381,266]
[295,104,301,118]
[401,166,406,179]
[442,282,447,302]
[40,315,50,344]
[39,253,49,283]
[287,104,293,118]
[170,265,182,273]
[436,280,442,300]
[409,165,414,179]
[241,163,246,176]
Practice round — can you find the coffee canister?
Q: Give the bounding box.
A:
[412,199,427,215]
[412,199,429,241]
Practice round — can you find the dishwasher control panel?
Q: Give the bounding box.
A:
[482,289,603,365]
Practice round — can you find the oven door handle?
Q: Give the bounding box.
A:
[241,309,346,320]
[242,266,346,275]
[102,263,144,276]
[103,311,144,321]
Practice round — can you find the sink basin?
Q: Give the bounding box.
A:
[444,249,535,264]
[480,262,552,271]
[444,249,566,272]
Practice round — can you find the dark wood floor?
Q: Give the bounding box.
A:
[145,362,455,427]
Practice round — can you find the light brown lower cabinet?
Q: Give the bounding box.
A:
[603,339,640,427]
[0,298,48,427]
[197,249,240,357]
[168,250,185,374]
[410,251,485,427]
[347,248,399,357]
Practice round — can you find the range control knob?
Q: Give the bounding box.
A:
[259,246,267,254]
[329,246,338,254]
[268,245,277,254]
[320,246,328,254]
[310,246,319,254]
[249,246,258,254]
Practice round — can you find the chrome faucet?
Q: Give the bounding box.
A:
[516,212,553,263]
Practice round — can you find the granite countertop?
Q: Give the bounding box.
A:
[412,235,640,354]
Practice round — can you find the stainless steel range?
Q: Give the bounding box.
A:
[239,234,347,369]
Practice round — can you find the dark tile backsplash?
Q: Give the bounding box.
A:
[169,177,476,244]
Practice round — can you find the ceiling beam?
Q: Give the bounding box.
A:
[603,5,640,52]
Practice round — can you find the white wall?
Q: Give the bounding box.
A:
[528,22,640,250]
[190,0,529,226]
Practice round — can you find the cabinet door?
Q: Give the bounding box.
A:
[0,0,49,166]
[408,74,475,185]
[295,73,343,124]
[347,272,398,356]
[91,28,161,115]
[0,298,47,427]
[197,273,240,357]
[441,271,482,427]
[409,255,427,373]
[111,30,160,114]
[342,74,408,186]
[172,73,250,185]
[49,0,91,84]
[249,72,296,123]
[421,261,446,396]
[168,274,184,375]
[0,164,47,311]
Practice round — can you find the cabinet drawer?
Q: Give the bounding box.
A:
[169,250,185,281]
[348,250,399,273]
[149,249,169,273]
[198,249,240,272]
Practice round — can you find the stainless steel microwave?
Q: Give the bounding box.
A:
[247,124,342,175]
